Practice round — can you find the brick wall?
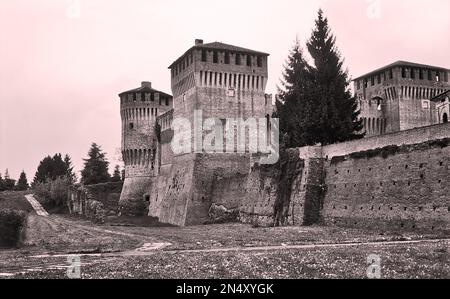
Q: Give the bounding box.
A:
[322,141,449,232]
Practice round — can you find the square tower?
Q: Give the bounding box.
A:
[353,61,450,137]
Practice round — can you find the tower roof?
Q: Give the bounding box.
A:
[168,40,269,69]
[353,61,450,81]
[118,81,172,98]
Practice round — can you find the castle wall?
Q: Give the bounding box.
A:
[322,140,450,232]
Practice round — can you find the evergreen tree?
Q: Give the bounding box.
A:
[81,143,110,185]
[276,38,316,147]
[305,9,363,144]
[277,9,363,147]
[16,171,29,191]
[33,154,69,185]
[0,172,5,191]
[64,154,77,184]
[111,165,122,182]
[3,169,16,191]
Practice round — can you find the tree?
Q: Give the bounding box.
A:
[277,9,363,147]
[111,165,122,182]
[16,171,29,191]
[64,154,77,184]
[0,173,5,191]
[305,9,363,144]
[276,38,316,148]
[33,154,70,185]
[3,169,16,191]
[81,143,110,185]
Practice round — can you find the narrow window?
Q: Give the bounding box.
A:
[235,53,241,65]
[257,56,262,67]
[225,52,230,64]
[436,71,441,82]
[444,71,448,82]
[166,98,169,106]
[201,49,207,62]
[428,70,432,80]
[246,55,251,66]
[150,92,154,101]
[402,67,406,78]
[377,74,381,84]
[389,69,393,79]
[419,69,424,80]
[357,80,361,90]
[410,68,415,79]
[371,77,375,86]
[213,51,218,63]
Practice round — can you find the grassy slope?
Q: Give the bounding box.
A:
[0,191,32,212]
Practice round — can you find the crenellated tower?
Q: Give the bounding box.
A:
[147,40,273,226]
[118,81,173,216]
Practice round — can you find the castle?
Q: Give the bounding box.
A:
[354,61,449,136]
[118,40,450,228]
[118,40,273,225]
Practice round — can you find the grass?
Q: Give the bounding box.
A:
[8,241,449,279]
[0,191,32,212]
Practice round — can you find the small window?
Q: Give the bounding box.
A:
[401,67,406,78]
[257,56,262,67]
[235,53,241,65]
[225,52,230,64]
[213,51,218,63]
[428,70,433,80]
[364,78,368,88]
[201,49,207,62]
[444,71,448,82]
[377,74,381,84]
[357,80,361,90]
[410,68,415,79]
[129,123,134,130]
[150,93,154,101]
[419,69,424,80]
[371,77,375,86]
[246,55,251,66]
[389,69,393,79]
[166,98,169,106]
[436,71,441,82]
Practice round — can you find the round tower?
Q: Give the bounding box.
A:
[118,81,173,216]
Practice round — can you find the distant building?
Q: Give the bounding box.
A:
[353,61,450,137]
[431,90,450,124]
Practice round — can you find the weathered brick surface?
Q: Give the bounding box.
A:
[322,141,450,232]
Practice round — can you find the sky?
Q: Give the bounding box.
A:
[0,0,449,181]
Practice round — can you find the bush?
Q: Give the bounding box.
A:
[33,176,70,207]
[0,209,27,248]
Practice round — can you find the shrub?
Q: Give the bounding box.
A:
[33,176,70,207]
[0,209,27,248]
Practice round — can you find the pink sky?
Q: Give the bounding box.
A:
[0,0,449,181]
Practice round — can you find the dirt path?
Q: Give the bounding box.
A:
[24,194,49,217]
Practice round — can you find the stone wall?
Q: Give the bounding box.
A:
[322,139,449,232]
[68,182,123,223]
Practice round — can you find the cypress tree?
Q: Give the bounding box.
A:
[306,9,363,144]
[81,143,110,185]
